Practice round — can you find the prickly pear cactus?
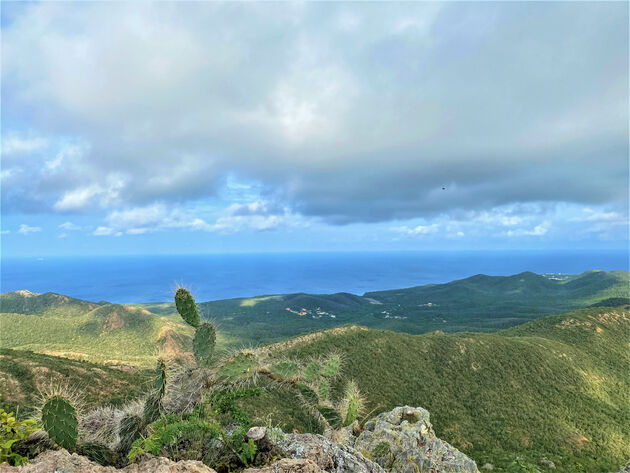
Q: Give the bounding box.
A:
[41,396,78,450]
[193,322,216,366]
[342,381,362,426]
[175,288,200,328]
[271,361,299,380]
[302,362,320,383]
[321,355,341,378]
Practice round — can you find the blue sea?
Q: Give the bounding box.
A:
[1,250,628,303]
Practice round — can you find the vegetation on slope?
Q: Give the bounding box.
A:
[239,306,630,472]
[0,348,151,418]
[138,270,630,345]
[0,300,196,367]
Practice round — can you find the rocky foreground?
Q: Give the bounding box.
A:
[0,406,477,473]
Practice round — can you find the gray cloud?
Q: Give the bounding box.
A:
[2,2,627,223]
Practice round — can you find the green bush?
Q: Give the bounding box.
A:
[0,402,38,466]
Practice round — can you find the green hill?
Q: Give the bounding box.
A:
[0,348,150,417]
[0,290,102,317]
[242,306,630,472]
[137,270,630,345]
[0,293,197,367]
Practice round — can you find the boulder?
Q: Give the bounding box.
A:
[0,449,216,473]
[243,458,324,473]
[352,406,477,473]
[275,433,383,473]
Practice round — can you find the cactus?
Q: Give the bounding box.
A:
[143,358,167,423]
[41,396,78,450]
[302,362,320,383]
[175,287,200,328]
[77,442,116,466]
[271,361,299,380]
[318,380,330,401]
[320,355,341,378]
[118,414,142,453]
[175,288,218,366]
[218,352,259,383]
[193,323,216,366]
[341,381,362,427]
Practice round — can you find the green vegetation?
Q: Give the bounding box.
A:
[0,348,151,417]
[136,270,630,346]
[41,396,78,450]
[0,298,198,367]
[237,306,629,472]
[0,399,38,466]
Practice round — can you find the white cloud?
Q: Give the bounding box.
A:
[93,226,114,236]
[18,224,42,234]
[58,221,81,231]
[504,222,550,237]
[1,230,10,235]
[1,133,48,155]
[392,224,440,236]
[53,175,125,211]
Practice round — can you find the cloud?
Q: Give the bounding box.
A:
[1,230,10,235]
[1,2,626,225]
[93,226,122,236]
[1,132,48,155]
[97,200,304,236]
[504,222,550,237]
[58,221,81,231]
[392,223,440,236]
[17,224,42,234]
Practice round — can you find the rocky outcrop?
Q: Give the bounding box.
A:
[275,433,384,473]
[243,459,324,473]
[3,406,476,473]
[351,406,477,473]
[0,449,216,473]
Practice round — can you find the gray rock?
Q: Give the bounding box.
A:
[352,406,477,473]
[0,449,216,473]
[275,433,384,473]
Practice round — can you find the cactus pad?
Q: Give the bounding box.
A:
[193,323,216,365]
[318,380,330,401]
[342,381,361,427]
[218,352,258,382]
[175,288,200,328]
[317,405,342,430]
[321,355,340,378]
[271,361,299,380]
[302,362,320,383]
[297,384,318,406]
[41,396,78,450]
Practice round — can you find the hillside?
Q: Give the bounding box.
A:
[241,306,630,472]
[139,270,630,345]
[0,348,151,417]
[0,293,197,367]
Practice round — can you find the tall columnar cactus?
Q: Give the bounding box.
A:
[175,288,216,366]
[143,358,168,423]
[41,396,78,450]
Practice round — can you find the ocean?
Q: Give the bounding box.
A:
[1,250,628,303]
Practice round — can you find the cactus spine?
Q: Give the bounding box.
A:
[41,396,78,450]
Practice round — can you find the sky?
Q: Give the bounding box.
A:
[1,2,628,257]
